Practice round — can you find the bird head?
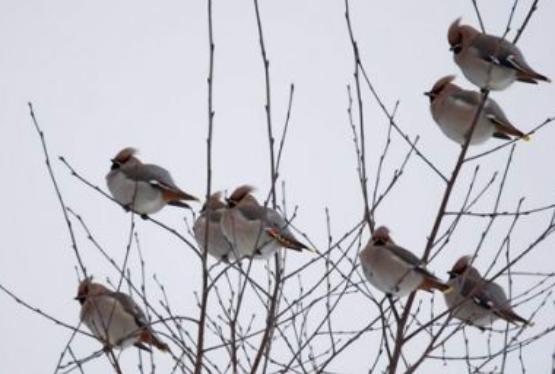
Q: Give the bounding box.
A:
[74,277,107,304]
[226,185,256,208]
[424,75,457,102]
[110,147,139,170]
[371,225,391,245]
[447,18,479,54]
[447,255,473,279]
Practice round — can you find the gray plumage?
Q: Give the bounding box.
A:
[193,192,235,260]
[106,147,197,215]
[220,185,309,259]
[426,76,528,145]
[76,279,169,352]
[448,18,550,90]
[359,226,450,298]
[445,256,531,329]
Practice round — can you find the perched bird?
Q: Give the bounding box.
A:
[425,75,529,145]
[445,256,531,330]
[106,147,198,217]
[448,18,550,90]
[359,226,451,298]
[193,192,235,261]
[220,185,310,259]
[75,278,169,352]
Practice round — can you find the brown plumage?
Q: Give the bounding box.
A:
[447,18,550,90]
[359,226,451,297]
[76,278,170,352]
[445,256,532,328]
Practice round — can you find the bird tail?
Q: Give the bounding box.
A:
[497,308,534,327]
[491,119,530,142]
[167,200,192,210]
[516,70,551,84]
[162,188,199,203]
[265,227,313,252]
[419,276,452,294]
[140,330,171,353]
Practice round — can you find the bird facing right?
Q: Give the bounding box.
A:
[444,256,532,330]
[448,18,550,90]
[425,75,529,145]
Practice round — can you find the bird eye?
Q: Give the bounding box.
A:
[452,44,462,54]
[111,162,120,170]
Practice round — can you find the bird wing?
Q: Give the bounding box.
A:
[450,89,482,108]
[110,291,149,329]
[262,208,307,250]
[471,34,534,73]
[122,164,179,191]
[383,244,437,278]
[484,100,526,139]
[457,275,505,312]
[482,281,510,310]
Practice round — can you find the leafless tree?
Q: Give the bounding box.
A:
[2,0,554,373]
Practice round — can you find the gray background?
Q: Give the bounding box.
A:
[1,0,554,372]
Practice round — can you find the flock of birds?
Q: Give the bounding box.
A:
[75,18,547,356]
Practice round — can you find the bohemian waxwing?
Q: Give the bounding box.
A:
[445,256,532,330]
[220,185,310,259]
[106,147,198,216]
[193,192,236,261]
[448,18,550,90]
[359,226,451,298]
[425,75,529,145]
[75,278,169,352]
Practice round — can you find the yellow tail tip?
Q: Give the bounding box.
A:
[303,246,317,254]
[522,134,531,142]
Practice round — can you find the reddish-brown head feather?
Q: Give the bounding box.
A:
[112,147,139,164]
[450,255,473,276]
[372,226,391,243]
[228,185,256,206]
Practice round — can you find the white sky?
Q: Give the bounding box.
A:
[1,0,554,372]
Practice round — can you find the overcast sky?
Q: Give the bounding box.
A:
[1,0,554,372]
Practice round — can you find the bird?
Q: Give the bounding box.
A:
[220,185,311,259]
[425,75,529,145]
[448,18,550,90]
[106,147,198,217]
[193,192,235,261]
[444,256,532,330]
[359,226,451,298]
[75,278,169,352]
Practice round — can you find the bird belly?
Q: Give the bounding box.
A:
[457,54,515,90]
[107,172,165,214]
[193,218,234,259]
[363,251,422,297]
[221,211,276,259]
[437,101,494,145]
[83,297,140,348]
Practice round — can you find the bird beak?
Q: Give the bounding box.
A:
[449,43,461,52]
[424,91,433,97]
